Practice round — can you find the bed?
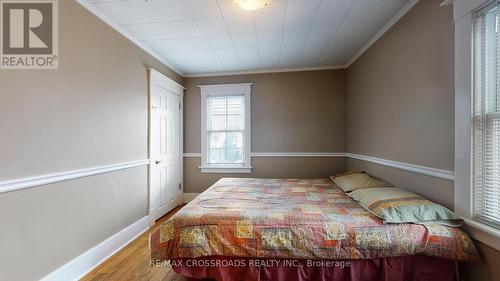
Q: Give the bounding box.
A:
[150,178,480,281]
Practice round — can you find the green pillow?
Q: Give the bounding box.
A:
[330,171,392,192]
[349,187,463,227]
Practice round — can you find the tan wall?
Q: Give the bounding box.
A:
[346,0,454,201]
[0,1,182,180]
[1,0,495,280]
[183,70,347,193]
[347,0,454,170]
[184,157,346,194]
[185,70,346,153]
[461,241,500,281]
[347,159,454,208]
[0,0,182,280]
[346,1,500,280]
[0,167,147,281]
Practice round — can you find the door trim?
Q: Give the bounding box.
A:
[148,68,184,227]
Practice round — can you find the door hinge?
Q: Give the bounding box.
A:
[178,183,182,190]
[179,103,182,110]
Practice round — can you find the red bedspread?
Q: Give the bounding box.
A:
[151,178,480,263]
[172,256,457,281]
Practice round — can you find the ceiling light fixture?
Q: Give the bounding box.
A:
[235,0,269,11]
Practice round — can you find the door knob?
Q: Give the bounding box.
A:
[155,160,162,164]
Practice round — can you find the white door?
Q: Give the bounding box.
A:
[149,69,183,223]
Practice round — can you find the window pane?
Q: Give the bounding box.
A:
[206,94,246,165]
[209,148,226,164]
[225,148,243,164]
[209,114,226,130]
[227,114,244,130]
[226,132,243,148]
[208,97,226,130]
[209,132,226,148]
[227,96,243,115]
[209,97,227,115]
[473,3,500,228]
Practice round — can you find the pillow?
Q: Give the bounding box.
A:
[349,187,463,226]
[330,171,392,192]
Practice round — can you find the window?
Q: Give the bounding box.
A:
[473,1,500,228]
[199,83,252,173]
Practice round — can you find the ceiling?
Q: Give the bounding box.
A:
[87,0,414,76]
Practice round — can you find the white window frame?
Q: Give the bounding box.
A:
[454,0,500,250]
[199,83,252,173]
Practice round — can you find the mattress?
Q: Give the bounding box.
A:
[150,178,480,263]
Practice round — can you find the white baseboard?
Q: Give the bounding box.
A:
[41,216,149,281]
[183,193,200,203]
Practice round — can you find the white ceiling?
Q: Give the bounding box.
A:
[87,0,413,75]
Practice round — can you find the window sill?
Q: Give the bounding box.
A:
[462,218,500,251]
[199,165,252,174]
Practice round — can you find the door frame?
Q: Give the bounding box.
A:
[147,68,185,227]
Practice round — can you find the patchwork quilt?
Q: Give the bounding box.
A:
[150,178,480,263]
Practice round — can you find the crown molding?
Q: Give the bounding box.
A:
[345,0,419,67]
[77,0,418,77]
[183,65,347,78]
[75,0,184,76]
[184,0,419,76]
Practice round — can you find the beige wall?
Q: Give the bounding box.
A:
[461,241,500,281]
[345,1,500,280]
[346,0,454,204]
[0,0,181,280]
[1,0,495,280]
[185,70,346,153]
[0,1,181,180]
[183,70,347,193]
[0,167,147,281]
[185,157,345,194]
[347,159,454,208]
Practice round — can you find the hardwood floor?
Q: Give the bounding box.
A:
[81,205,188,281]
